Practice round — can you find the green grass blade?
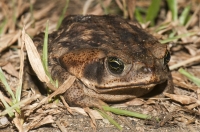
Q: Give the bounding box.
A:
[135,8,144,23]
[96,108,122,130]
[55,80,58,88]
[169,30,176,38]
[179,5,191,25]
[155,24,169,32]
[0,18,7,35]
[159,32,197,44]
[12,0,17,27]
[135,7,147,14]
[0,68,16,101]
[0,96,22,116]
[42,20,49,74]
[145,0,161,25]
[56,0,69,30]
[0,92,14,117]
[42,21,57,87]
[167,0,178,21]
[179,68,200,87]
[102,106,151,119]
[29,0,35,27]
[15,85,22,103]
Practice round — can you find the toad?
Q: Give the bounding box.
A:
[33,15,173,108]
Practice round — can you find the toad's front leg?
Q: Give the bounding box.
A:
[64,80,107,108]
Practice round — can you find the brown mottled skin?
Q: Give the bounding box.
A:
[33,15,173,108]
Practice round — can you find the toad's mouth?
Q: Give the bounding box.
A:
[93,76,168,92]
[94,83,157,93]
[93,79,167,94]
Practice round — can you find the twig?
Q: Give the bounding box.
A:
[169,55,200,70]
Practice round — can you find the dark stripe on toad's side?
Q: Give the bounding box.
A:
[83,59,104,84]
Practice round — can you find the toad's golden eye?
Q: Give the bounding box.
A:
[107,57,124,74]
[164,50,170,65]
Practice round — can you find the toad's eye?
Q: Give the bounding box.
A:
[107,57,124,74]
[164,50,170,65]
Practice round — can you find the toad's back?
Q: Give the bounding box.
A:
[47,16,166,60]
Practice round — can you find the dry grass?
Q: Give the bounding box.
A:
[0,0,200,131]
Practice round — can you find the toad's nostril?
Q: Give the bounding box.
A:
[148,67,152,72]
[141,66,152,73]
[143,67,148,73]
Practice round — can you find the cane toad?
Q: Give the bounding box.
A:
[33,15,173,108]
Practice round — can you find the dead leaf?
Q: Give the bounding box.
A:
[24,75,75,116]
[145,99,156,105]
[33,2,55,20]
[55,120,67,132]
[70,107,103,120]
[13,113,23,132]
[23,27,50,84]
[186,103,199,110]
[24,115,54,131]
[176,26,191,43]
[164,93,198,105]
[2,63,19,78]
[36,103,61,115]
[17,32,25,102]
[173,79,198,92]
[125,98,145,106]
[48,75,76,100]
[84,107,96,130]
[60,96,73,114]
[1,94,41,117]
[0,31,21,52]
